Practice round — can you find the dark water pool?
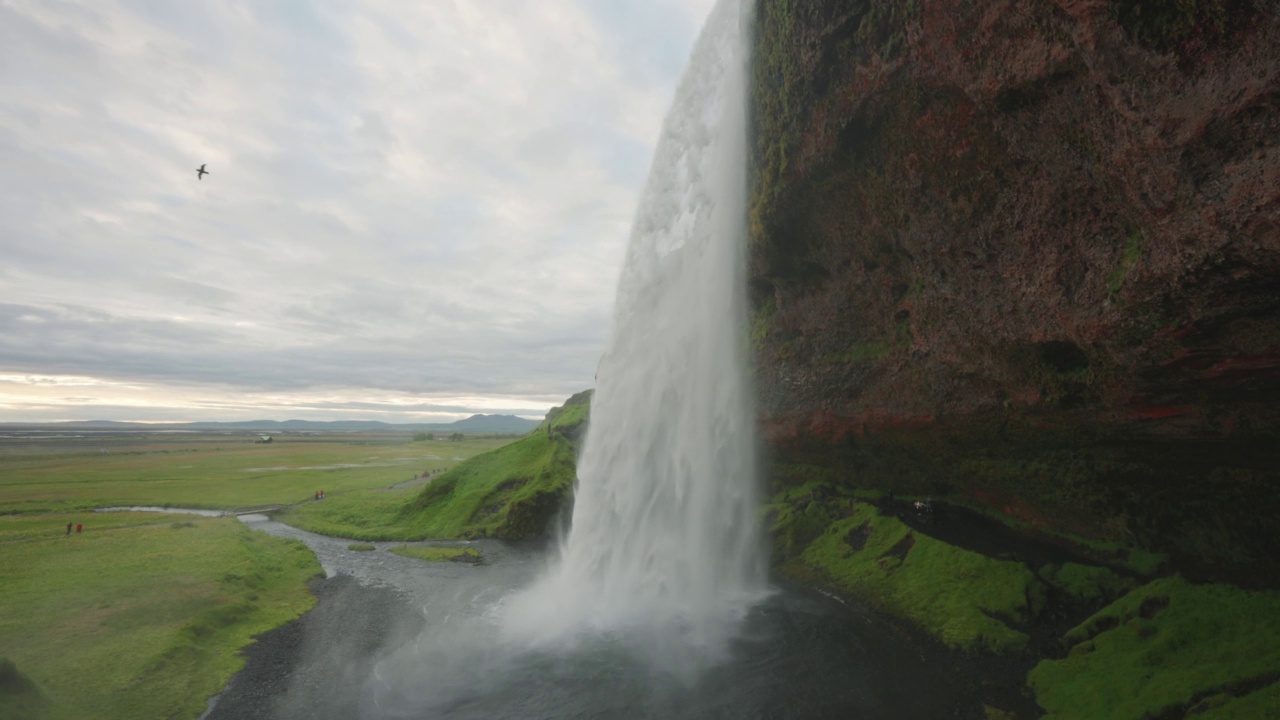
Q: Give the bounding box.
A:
[207,517,960,720]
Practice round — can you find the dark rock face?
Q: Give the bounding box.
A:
[749,0,1280,585]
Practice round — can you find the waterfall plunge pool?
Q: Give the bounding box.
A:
[201,515,961,720]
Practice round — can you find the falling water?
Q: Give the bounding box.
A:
[220,4,964,713]
[502,0,768,668]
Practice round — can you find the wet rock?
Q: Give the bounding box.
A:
[751,0,1280,586]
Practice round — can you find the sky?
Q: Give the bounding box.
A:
[0,0,717,423]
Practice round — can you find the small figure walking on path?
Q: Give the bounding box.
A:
[319,490,325,499]
[66,522,73,536]
[76,524,83,534]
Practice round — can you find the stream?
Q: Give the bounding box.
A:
[196,514,963,720]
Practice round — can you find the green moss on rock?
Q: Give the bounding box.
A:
[1031,575,1280,719]
[1038,562,1138,604]
[784,502,1041,654]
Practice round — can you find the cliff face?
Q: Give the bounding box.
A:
[749,0,1280,585]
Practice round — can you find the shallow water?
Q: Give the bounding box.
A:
[95,505,228,517]
[221,516,959,720]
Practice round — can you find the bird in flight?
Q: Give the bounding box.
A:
[196,163,209,180]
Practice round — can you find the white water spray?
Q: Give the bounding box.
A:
[503,0,767,666]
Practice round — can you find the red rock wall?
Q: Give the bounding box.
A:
[749,0,1280,584]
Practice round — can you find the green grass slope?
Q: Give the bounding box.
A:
[401,429,574,539]
[282,392,591,542]
[402,394,590,540]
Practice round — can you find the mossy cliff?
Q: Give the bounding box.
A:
[749,0,1280,587]
[750,1,1280,716]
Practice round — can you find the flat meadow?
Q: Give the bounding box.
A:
[0,429,519,719]
[0,430,518,514]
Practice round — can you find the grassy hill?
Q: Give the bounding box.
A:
[401,391,591,540]
[277,391,591,542]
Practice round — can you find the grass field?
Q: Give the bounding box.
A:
[0,431,519,514]
[0,429,523,719]
[0,513,320,720]
[276,486,426,540]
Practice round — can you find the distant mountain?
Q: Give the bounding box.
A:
[3,415,541,434]
[447,414,542,433]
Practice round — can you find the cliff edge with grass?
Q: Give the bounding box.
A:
[402,390,591,540]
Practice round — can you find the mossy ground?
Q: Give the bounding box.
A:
[778,499,1040,653]
[1030,575,1280,719]
[1037,562,1138,604]
[767,477,1279,717]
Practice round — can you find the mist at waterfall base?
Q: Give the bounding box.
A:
[350,2,958,717]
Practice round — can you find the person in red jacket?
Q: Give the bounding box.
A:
[76,524,82,534]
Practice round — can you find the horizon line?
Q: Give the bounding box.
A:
[0,414,547,426]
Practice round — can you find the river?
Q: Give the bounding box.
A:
[199,514,962,720]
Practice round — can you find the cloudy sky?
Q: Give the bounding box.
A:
[0,0,717,423]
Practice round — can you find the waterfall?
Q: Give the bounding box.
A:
[502,0,767,668]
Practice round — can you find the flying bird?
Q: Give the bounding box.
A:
[196,163,209,180]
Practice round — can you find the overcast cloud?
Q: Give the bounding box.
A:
[0,0,716,423]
